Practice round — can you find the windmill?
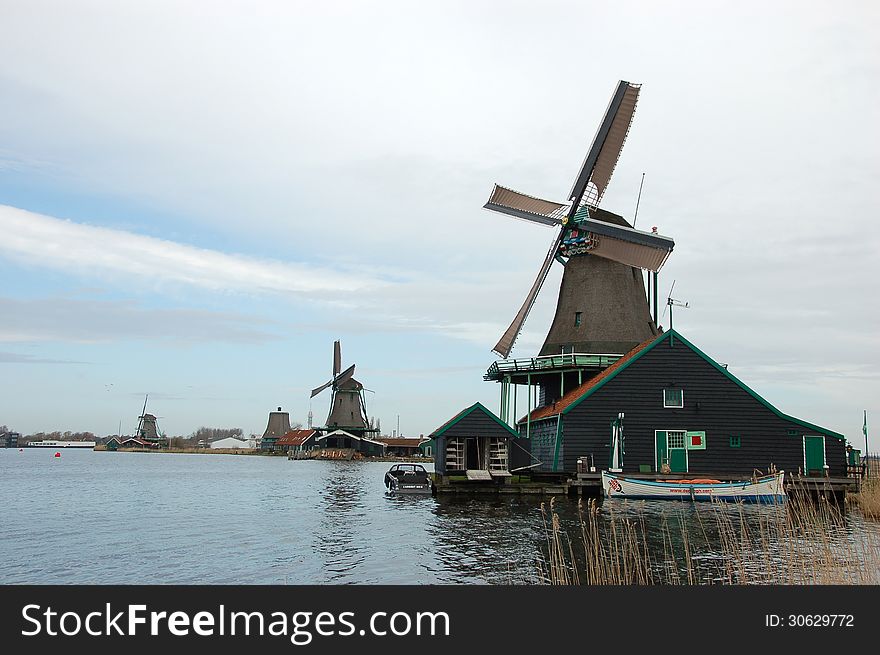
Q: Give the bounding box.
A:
[483,80,675,360]
[133,394,167,447]
[310,340,370,432]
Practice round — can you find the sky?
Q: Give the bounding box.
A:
[0,0,877,447]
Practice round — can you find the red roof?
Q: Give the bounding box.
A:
[375,437,427,448]
[520,334,659,423]
[276,429,318,446]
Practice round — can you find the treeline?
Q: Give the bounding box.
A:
[190,427,243,441]
[23,430,97,441]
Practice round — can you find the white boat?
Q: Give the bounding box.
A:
[601,470,786,503]
[27,440,96,449]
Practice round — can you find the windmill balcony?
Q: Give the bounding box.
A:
[484,352,622,382]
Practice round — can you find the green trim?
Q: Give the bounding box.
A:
[729,435,741,448]
[552,416,562,471]
[430,402,520,439]
[561,329,845,441]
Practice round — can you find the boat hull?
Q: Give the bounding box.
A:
[384,469,432,494]
[601,471,786,503]
[388,481,432,494]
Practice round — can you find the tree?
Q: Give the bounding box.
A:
[190,426,244,442]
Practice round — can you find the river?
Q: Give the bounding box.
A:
[2,448,876,584]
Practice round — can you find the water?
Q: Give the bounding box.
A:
[1,449,877,584]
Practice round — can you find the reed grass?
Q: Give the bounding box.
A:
[852,478,880,519]
[537,493,880,585]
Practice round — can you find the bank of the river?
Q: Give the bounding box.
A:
[93,444,432,463]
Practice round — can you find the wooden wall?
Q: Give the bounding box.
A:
[557,337,846,476]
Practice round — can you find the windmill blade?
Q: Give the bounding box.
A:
[484,184,567,227]
[334,364,356,388]
[310,378,333,398]
[333,340,341,377]
[569,81,641,213]
[573,217,674,271]
[493,230,564,358]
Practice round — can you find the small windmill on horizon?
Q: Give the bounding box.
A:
[310,340,371,434]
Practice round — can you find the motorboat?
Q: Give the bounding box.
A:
[384,463,432,494]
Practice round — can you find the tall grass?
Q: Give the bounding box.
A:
[537,494,880,585]
[852,478,880,519]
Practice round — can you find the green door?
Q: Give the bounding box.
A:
[655,431,667,472]
[667,430,688,473]
[669,448,688,473]
[804,435,825,475]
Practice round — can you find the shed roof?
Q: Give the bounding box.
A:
[277,429,318,447]
[522,333,657,422]
[430,402,519,439]
[519,329,845,441]
[375,437,427,448]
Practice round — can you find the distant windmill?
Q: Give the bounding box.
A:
[483,80,675,359]
[310,340,369,431]
[134,394,166,445]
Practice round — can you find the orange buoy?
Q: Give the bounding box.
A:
[54,452,61,458]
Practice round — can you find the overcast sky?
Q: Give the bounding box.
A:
[1,1,877,447]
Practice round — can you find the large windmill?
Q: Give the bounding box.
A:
[310,340,370,434]
[483,81,675,418]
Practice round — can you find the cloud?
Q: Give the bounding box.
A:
[0,296,278,345]
[0,351,85,364]
[0,204,386,296]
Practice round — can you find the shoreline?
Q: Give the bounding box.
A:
[92,445,431,463]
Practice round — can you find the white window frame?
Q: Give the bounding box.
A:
[662,388,684,408]
[667,430,686,449]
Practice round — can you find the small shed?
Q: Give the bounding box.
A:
[276,429,318,453]
[315,429,386,457]
[430,402,522,477]
[375,437,430,457]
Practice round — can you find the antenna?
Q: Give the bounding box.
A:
[665,281,689,331]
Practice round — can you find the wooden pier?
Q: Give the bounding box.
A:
[431,473,566,496]
[434,470,861,500]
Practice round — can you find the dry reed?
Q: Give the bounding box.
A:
[852,478,880,519]
[537,493,880,585]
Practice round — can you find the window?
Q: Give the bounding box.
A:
[668,431,686,449]
[574,312,582,327]
[663,388,684,408]
[729,435,741,448]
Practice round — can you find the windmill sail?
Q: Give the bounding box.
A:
[334,364,356,388]
[493,230,564,358]
[333,340,341,377]
[484,185,567,226]
[310,364,356,398]
[310,378,333,398]
[564,217,674,272]
[569,81,641,212]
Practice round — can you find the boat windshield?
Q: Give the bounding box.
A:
[393,464,426,473]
